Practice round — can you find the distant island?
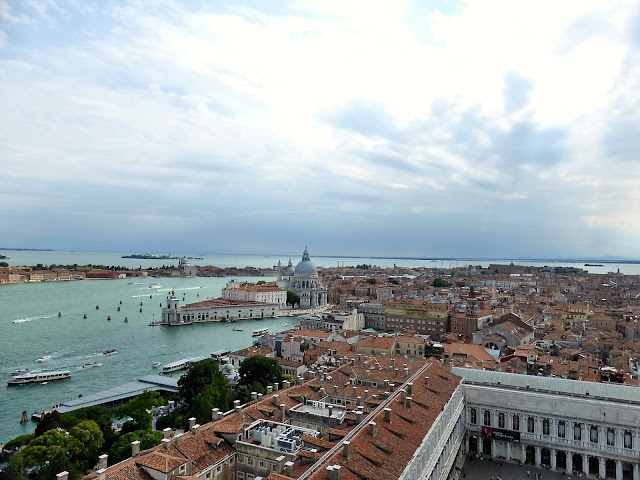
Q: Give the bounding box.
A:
[584,263,604,267]
[0,254,7,259]
[122,254,203,260]
[0,248,53,251]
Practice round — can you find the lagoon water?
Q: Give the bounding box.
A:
[1,250,639,443]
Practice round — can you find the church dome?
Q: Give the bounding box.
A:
[283,259,295,277]
[295,248,317,275]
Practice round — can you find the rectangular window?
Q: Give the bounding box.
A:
[558,421,566,438]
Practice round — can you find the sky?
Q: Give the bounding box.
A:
[1,0,640,259]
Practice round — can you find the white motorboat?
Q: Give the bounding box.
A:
[150,283,161,289]
[11,369,32,376]
[82,362,102,368]
[36,355,52,362]
[152,362,161,368]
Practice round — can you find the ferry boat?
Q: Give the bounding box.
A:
[103,349,118,355]
[82,362,102,368]
[149,283,162,289]
[152,361,161,368]
[8,371,71,386]
[162,359,190,373]
[252,327,269,337]
[11,369,32,375]
[36,355,52,362]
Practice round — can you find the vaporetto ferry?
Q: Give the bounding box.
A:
[7,370,71,386]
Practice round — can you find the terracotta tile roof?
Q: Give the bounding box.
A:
[135,452,186,473]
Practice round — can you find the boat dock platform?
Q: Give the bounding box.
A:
[55,375,179,415]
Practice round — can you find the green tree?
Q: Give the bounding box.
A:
[115,390,165,432]
[256,280,266,285]
[68,420,104,461]
[432,278,452,288]
[283,373,296,385]
[286,290,300,307]
[178,359,230,409]
[0,261,8,267]
[238,356,283,389]
[12,429,72,478]
[108,430,163,464]
[365,278,377,285]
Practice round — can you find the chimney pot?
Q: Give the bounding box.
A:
[425,376,429,385]
[273,383,279,391]
[273,394,280,406]
[285,461,294,476]
[132,440,141,456]
[57,471,69,480]
[333,385,338,394]
[368,421,376,436]
[212,408,220,421]
[251,391,257,400]
[310,448,318,462]
[176,433,184,444]
[384,407,392,423]
[162,427,172,439]
[188,417,196,430]
[162,438,171,449]
[96,469,105,480]
[404,367,409,377]
[192,423,201,434]
[342,441,350,458]
[407,397,412,408]
[280,404,286,421]
[407,383,413,395]
[98,454,108,470]
[267,385,273,393]
[352,386,357,397]
[257,393,263,401]
[401,389,406,404]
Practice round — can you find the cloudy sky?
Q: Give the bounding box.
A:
[1,0,640,259]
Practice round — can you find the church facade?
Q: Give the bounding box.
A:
[276,248,327,308]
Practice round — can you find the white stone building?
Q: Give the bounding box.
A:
[222,280,287,308]
[276,248,327,309]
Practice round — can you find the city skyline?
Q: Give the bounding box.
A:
[1,1,640,258]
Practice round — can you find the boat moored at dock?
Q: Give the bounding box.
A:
[8,371,71,386]
[161,359,190,373]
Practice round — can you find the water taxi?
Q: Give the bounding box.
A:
[149,283,162,289]
[252,327,269,337]
[36,355,52,362]
[103,349,118,355]
[82,362,102,368]
[8,371,71,386]
[152,361,162,368]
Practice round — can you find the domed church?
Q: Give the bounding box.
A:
[276,248,327,308]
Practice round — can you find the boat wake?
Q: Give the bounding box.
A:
[12,313,59,324]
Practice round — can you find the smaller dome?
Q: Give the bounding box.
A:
[283,259,295,276]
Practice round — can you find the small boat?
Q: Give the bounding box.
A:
[103,349,118,355]
[11,369,32,376]
[232,328,243,332]
[162,359,190,373]
[282,323,290,327]
[152,362,161,368]
[252,327,269,337]
[82,362,102,368]
[150,283,161,289]
[37,355,52,362]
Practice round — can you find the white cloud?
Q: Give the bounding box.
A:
[1,0,640,257]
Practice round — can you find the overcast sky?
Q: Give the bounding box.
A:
[1,1,639,259]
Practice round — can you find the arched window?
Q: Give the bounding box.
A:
[483,410,491,427]
[527,416,535,433]
[512,414,520,431]
[623,431,633,449]
[590,426,598,443]
[470,408,477,424]
[606,428,615,446]
[558,421,566,438]
[498,413,505,429]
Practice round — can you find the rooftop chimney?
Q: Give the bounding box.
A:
[273,382,279,391]
[175,433,184,444]
[406,383,413,395]
[98,454,108,470]
[394,368,399,376]
[257,393,263,401]
[342,441,350,458]
[188,417,196,431]
[406,397,412,408]
[320,387,326,397]
[212,408,220,421]
[192,424,201,434]
[352,386,357,397]
[400,389,406,404]
[280,404,286,421]
[283,380,291,389]
[162,438,171,449]
[364,389,369,400]
[391,358,396,368]
[327,465,342,480]
[356,411,363,424]
[267,385,273,394]
[404,367,409,378]
[56,471,69,480]
[96,469,105,480]
[251,391,257,401]
[163,427,172,439]
[368,421,376,436]
[384,379,389,388]
[425,376,429,385]
[132,440,140,456]
[310,448,318,462]
[285,461,294,477]
[273,394,280,407]
[384,407,392,423]
[333,385,338,394]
